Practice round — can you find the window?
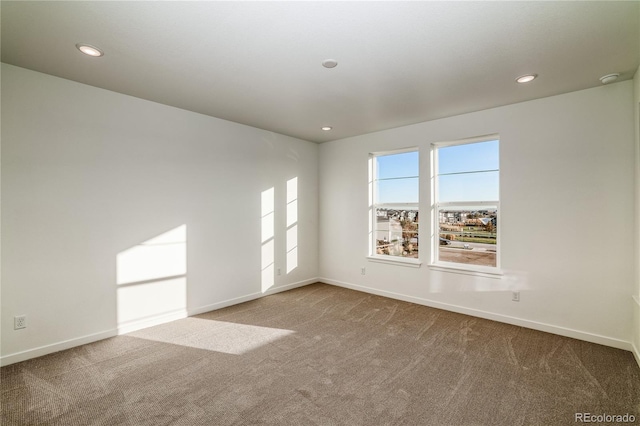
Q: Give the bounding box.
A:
[370,149,419,261]
[433,137,499,271]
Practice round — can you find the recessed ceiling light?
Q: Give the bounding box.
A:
[321,126,333,131]
[599,73,620,84]
[516,74,537,83]
[76,43,104,57]
[322,59,338,69]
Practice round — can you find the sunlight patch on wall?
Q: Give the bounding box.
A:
[117,225,186,285]
[286,177,298,274]
[116,225,187,333]
[129,317,295,355]
[426,269,528,293]
[286,180,298,227]
[261,188,275,293]
[261,239,275,289]
[286,225,298,274]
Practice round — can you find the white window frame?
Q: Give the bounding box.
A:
[368,147,421,267]
[430,135,501,277]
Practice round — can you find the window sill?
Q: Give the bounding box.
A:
[428,263,503,279]
[367,256,422,268]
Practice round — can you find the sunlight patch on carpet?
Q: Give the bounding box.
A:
[128,317,295,355]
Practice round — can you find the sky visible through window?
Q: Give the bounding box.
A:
[375,141,499,204]
[437,140,499,202]
[376,151,419,204]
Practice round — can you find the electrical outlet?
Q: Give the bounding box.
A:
[361,267,366,275]
[277,268,281,276]
[14,315,26,330]
[512,291,520,302]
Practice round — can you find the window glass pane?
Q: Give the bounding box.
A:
[376,151,419,180]
[372,149,419,260]
[438,140,499,175]
[377,177,418,204]
[437,171,498,202]
[438,208,497,267]
[374,208,419,258]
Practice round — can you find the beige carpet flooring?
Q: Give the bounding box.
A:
[2,283,639,425]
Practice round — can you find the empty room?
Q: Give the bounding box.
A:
[2,2,640,425]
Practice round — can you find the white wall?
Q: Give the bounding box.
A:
[1,64,319,364]
[319,81,635,350]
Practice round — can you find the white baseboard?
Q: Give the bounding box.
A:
[320,277,634,353]
[3,278,633,368]
[1,278,318,367]
[0,329,117,367]
[188,278,318,316]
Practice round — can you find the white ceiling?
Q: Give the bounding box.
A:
[2,1,638,143]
